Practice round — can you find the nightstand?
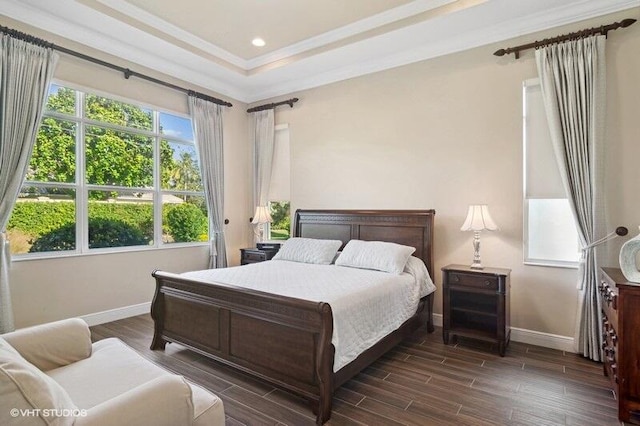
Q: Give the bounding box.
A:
[442,264,511,356]
[240,247,279,265]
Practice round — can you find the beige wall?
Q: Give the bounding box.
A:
[2,17,253,328]
[265,9,640,338]
[4,9,639,337]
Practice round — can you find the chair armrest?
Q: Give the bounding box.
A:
[1,318,92,371]
[74,375,194,426]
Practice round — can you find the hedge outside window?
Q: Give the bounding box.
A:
[7,83,208,256]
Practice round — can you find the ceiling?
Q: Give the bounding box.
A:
[1,0,638,103]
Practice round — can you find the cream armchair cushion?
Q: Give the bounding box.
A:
[0,338,77,426]
[2,318,92,372]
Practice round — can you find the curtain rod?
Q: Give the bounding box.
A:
[247,98,298,113]
[493,18,636,59]
[0,25,233,107]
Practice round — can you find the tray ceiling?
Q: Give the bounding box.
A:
[1,0,637,102]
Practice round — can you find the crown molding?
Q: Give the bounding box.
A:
[0,0,249,101]
[1,0,638,103]
[95,0,247,68]
[95,0,456,70]
[244,0,640,101]
[244,0,456,69]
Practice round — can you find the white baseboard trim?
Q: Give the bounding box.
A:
[80,302,151,327]
[510,327,575,353]
[431,313,575,353]
[433,313,443,327]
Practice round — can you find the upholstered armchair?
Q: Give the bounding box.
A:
[0,318,224,425]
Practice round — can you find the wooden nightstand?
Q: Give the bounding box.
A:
[442,264,511,356]
[240,247,279,265]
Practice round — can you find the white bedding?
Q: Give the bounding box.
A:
[182,258,435,372]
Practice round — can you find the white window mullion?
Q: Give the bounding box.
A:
[154,110,162,247]
[76,90,87,254]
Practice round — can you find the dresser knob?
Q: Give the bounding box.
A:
[452,275,460,282]
[484,280,491,286]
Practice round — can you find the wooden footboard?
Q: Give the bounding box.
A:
[151,269,434,424]
[150,270,336,423]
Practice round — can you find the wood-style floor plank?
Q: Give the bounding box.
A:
[90,315,622,425]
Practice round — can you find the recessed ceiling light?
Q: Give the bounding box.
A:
[252,38,266,47]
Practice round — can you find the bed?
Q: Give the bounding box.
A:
[150,209,435,424]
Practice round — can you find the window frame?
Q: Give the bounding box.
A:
[11,80,208,260]
[522,78,579,269]
[264,124,291,241]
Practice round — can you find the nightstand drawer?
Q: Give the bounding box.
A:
[244,251,266,262]
[448,272,498,291]
[240,248,280,265]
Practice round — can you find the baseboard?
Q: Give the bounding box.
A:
[509,327,575,353]
[431,313,575,353]
[80,302,151,327]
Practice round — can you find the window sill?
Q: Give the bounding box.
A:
[11,242,209,262]
[524,260,579,269]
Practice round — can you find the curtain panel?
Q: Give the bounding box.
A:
[535,35,606,361]
[0,35,59,333]
[188,96,227,268]
[252,109,275,240]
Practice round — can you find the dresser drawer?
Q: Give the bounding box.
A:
[599,276,619,332]
[448,272,499,291]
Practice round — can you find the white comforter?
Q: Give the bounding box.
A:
[182,258,435,371]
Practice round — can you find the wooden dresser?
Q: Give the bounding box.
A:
[599,267,640,424]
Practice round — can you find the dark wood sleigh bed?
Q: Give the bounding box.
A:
[150,209,435,424]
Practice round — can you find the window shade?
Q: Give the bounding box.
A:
[268,124,290,201]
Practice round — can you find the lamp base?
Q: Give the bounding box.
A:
[470,231,483,269]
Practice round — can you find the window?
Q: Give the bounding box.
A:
[267,124,291,240]
[523,79,580,267]
[7,83,207,256]
[268,201,291,240]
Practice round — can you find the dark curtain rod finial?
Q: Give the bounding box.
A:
[247,97,299,113]
[493,18,636,59]
[617,227,629,236]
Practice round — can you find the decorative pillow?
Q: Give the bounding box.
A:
[272,237,343,265]
[335,240,416,274]
[0,338,77,426]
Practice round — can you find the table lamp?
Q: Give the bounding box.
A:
[460,204,498,269]
[251,205,273,242]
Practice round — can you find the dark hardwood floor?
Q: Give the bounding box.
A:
[90,315,620,425]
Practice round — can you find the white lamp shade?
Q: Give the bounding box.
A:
[460,205,498,231]
[251,205,273,224]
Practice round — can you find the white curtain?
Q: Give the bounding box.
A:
[535,35,606,361]
[0,35,59,333]
[188,96,227,268]
[252,109,275,236]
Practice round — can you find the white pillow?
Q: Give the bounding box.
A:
[335,240,416,274]
[272,237,343,265]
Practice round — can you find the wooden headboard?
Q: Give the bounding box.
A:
[294,209,435,277]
